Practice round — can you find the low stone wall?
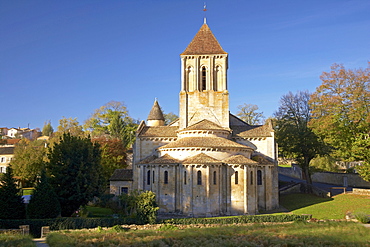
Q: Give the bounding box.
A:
[311,172,370,188]
[353,188,370,196]
[279,183,301,195]
[278,165,302,179]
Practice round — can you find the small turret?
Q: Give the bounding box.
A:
[147,99,165,126]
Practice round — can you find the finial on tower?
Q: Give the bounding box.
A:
[203,2,207,24]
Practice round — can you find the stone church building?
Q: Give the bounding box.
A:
[110,22,279,216]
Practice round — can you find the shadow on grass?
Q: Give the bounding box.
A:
[279,193,333,211]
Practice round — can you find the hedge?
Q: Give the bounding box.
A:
[161,214,312,225]
[0,217,137,237]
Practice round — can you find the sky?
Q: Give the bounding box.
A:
[1,0,369,130]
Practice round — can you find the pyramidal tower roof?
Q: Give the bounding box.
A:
[147,99,165,121]
[181,23,227,55]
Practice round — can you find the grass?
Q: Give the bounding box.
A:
[0,233,35,247]
[280,193,370,219]
[22,188,34,196]
[85,206,113,217]
[46,221,370,246]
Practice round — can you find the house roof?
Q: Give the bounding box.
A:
[181,24,227,55]
[182,119,230,132]
[183,153,220,164]
[223,155,257,165]
[147,100,165,121]
[110,169,133,181]
[138,155,157,164]
[158,136,252,150]
[138,126,178,137]
[149,154,180,164]
[0,147,15,155]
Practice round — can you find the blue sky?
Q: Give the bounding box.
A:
[1,0,369,130]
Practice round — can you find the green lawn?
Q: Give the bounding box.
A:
[22,188,34,196]
[280,193,370,219]
[46,221,370,247]
[85,206,113,217]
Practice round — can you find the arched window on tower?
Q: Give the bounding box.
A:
[235,171,239,185]
[147,170,150,185]
[164,171,168,184]
[213,171,217,185]
[215,65,222,91]
[257,170,262,185]
[197,170,202,185]
[201,67,207,91]
[187,66,194,91]
[184,171,187,185]
[250,171,254,185]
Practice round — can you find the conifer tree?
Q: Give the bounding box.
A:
[27,170,61,219]
[0,166,26,219]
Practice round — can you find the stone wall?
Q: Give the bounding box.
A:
[353,188,370,195]
[311,172,370,188]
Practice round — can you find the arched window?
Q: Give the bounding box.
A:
[215,65,222,91]
[250,171,254,185]
[213,171,217,185]
[184,171,187,185]
[201,67,207,91]
[187,66,194,91]
[164,171,168,184]
[235,171,239,185]
[153,171,155,183]
[197,170,202,185]
[147,170,150,185]
[257,170,262,185]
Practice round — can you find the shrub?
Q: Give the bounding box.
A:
[354,212,370,223]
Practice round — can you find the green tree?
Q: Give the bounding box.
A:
[93,136,127,181]
[164,112,178,125]
[11,139,47,186]
[0,166,26,219]
[84,101,137,148]
[236,103,265,125]
[27,170,61,219]
[274,91,329,184]
[42,121,54,136]
[352,133,370,181]
[310,155,339,173]
[47,133,104,216]
[309,63,370,180]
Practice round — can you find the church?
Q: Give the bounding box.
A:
[110,21,279,216]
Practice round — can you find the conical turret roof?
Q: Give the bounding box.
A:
[181,24,227,55]
[147,100,165,121]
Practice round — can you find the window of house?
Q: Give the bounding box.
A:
[147,170,150,185]
[164,171,168,184]
[235,171,239,185]
[0,157,4,163]
[201,67,206,91]
[197,170,202,185]
[121,187,129,194]
[250,171,253,185]
[257,170,262,185]
[184,171,187,185]
[213,171,217,185]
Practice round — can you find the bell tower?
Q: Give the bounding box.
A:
[179,23,229,129]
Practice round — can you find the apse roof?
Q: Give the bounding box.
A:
[183,153,220,164]
[147,100,165,121]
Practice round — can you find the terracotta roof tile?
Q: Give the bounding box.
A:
[150,154,180,164]
[109,169,133,181]
[138,126,178,137]
[158,136,252,150]
[223,155,257,165]
[138,155,157,164]
[183,153,220,164]
[182,119,230,131]
[181,24,227,55]
[231,125,273,137]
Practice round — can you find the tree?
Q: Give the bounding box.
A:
[309,63,370,180]
[47,133,104,216]
[27,170,61,219]
[11,139,47,187]
[164,112,178,125]
[84,101,137,148]
[93,136,127,181]
[0,166,26,219]
[42,120,54,136]
[236,103,265,125]
[274,91,329,184]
